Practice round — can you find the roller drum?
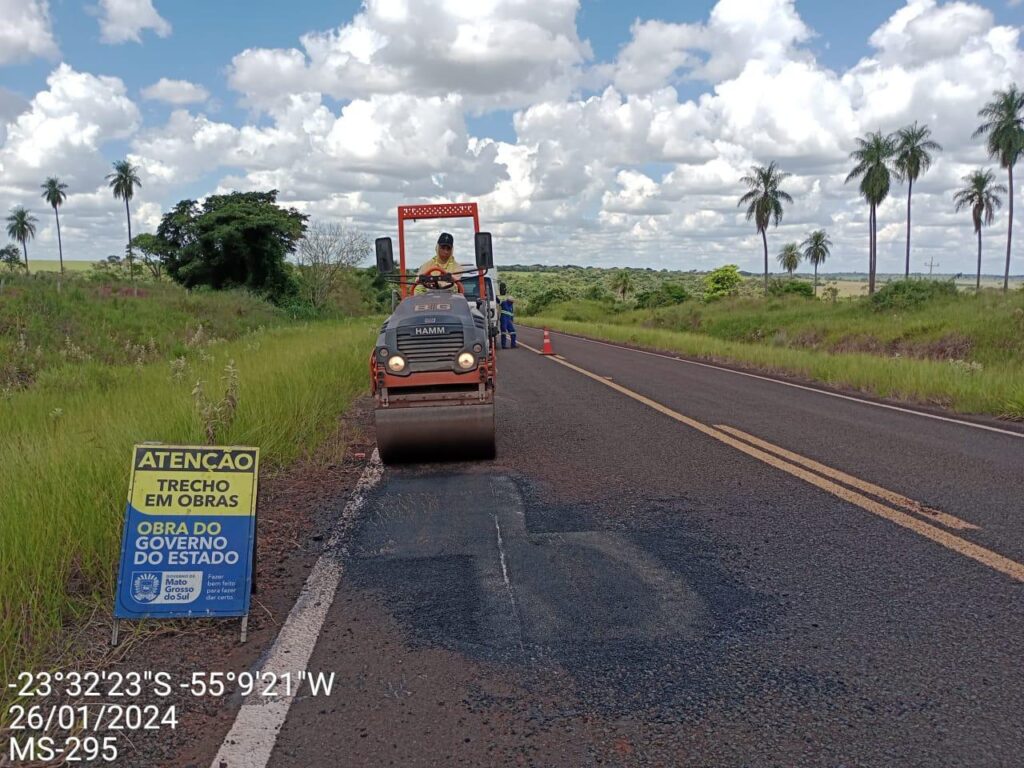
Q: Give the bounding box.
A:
[376,403,496,463]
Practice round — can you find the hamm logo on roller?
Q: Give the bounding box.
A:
[413,326,448,336]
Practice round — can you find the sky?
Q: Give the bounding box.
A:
[2,0,1024,275]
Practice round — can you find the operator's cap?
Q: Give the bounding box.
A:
[437,232,454,247]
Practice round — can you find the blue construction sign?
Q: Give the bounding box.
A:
[114,445,260,619]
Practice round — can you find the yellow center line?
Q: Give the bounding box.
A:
[714,424,979,531]
[520,341,1024,583]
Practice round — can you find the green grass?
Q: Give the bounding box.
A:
[531,290,1024,419]
[1,275,285,391]
[0,318,378,689]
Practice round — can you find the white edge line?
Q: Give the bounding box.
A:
[529,327,1024,439]
[210,449,384,768]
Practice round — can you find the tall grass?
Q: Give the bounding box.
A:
[529,318,1024,419]
[0,319,377,684]
[540,290,1024,366]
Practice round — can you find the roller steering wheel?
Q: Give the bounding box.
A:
[420,266,464,294]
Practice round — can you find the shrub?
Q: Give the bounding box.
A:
[870,279,958,311]
[525,286,573,314]
[702,265,743,301]
[636,282,691,308]
[767,279,815,298]
[582,283,612,301]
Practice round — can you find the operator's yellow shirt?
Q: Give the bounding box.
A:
[414,255,465,294]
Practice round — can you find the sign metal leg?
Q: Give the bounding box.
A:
[240,614,248,644]
[111,619,120,647]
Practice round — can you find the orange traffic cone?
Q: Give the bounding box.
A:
[541,328,554,355]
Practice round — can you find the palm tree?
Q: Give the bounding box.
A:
[739,162,793,294]
[5,207,37,274]
[609,269,633,301]
[777,242,801,275]
[894,122,941,277]
[40,177,68,278]
[846,131,896,294]
[953,169,1005,290]
[801,229,832,294]
[106,160,142,288]
[974,86,1024,291]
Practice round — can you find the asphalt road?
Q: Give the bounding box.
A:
[237,327,1023,767]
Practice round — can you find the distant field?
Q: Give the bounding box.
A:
[23,259,95,272]
[499,266,1024,312]
[819,276,1022,297]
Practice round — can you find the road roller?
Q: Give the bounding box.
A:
[370,203,497,464]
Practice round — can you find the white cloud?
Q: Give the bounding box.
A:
[98,0,171,44]
[606,0,811,93]
[228,0,591,111]
[0,65,139,182]
[602,170,671,215]
[0,65,142,260]
[141,78,209,105]
[0,0,58,63]
[869,0,992,66]
[9,0,1024,275]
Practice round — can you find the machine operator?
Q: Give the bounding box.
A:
[414,232,465,294]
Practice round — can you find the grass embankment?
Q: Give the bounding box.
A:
[1,277,283,391]
[530,290,1024,419]
[0,278,378,688]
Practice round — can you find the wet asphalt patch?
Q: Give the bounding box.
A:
[338,469,849,723]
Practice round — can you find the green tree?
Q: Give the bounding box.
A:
[130,232,171,280]
[40,177,68,277]
[1,243,24,272]
[158,191,307,303]
[5,207,37,274]
[894,122,941,277]
[953,169,1005,291]
[738,162,793,294]
[702,264,743,300]
[776,242,801,275]
[800,229,832,295]
[609,269,633,301]
[106,160,142,290]
[156,199,200,250]
[974,85,1024,291]
[846,130,896,295]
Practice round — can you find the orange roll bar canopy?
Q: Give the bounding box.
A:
[397,202,483,299]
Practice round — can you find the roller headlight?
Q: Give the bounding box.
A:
[457,352,476,369]
[378,348,389,358]
[387,355,406,372]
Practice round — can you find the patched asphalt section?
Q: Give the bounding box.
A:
[266,341,1024,767]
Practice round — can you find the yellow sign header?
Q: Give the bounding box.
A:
[128,445,259,517]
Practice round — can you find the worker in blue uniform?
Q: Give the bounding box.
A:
[499,296,517,349]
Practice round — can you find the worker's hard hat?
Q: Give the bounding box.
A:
[437,232,454,247]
